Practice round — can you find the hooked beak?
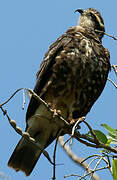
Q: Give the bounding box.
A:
[74,9,84,14]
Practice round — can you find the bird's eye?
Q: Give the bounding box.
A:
[90,13,96,20]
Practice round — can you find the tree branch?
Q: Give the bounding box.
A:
[58,136,101,180]
[1,88,117,154]
[0,105,54,165]
[0,86,117,179]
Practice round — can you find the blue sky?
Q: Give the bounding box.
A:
[0,0,117,180]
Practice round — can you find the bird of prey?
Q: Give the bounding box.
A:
[8,8,110,176]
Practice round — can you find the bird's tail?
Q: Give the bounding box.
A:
[8,137,42,176]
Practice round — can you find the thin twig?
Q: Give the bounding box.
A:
[81,154,108,165]
[82,120,100,144]
[104,153,112,174]
[64,174,85,179]
[70,117,85,146]
[112,65,117,77]
[72,117,85,136]
[78,166,109,180]
[95,30,117,40]
[63,136,73,147]
[0,106,54,165]
[22,89,25,110]
[83,157,101,180]
[89,157,102,180]
[104,32,117,40]
[73,131,117,154]
[59,136,101,180]
[26,88,70,127]
[108,78,117,88]
[1,88,117,157]
[0,87,116,180]
[52,129,63,180]
[0,88,23,107]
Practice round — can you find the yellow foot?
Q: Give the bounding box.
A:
[52,109,61,118]
[70,116,85,128]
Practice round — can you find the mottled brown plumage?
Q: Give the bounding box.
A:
[8,8,110,176]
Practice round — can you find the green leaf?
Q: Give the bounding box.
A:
[87,130,107,144]
[106,138,112,146]
[107,135,117,144]
[101,124,117,144]
[93,130,108,144]
[112,159,117,180]
[101,124,117,136]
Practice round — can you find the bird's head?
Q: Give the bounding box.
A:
[75,8,105,40]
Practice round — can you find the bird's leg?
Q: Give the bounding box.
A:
[69,116,85,129]
[53,109,61,118]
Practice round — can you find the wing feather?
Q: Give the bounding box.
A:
[26,32,72,120]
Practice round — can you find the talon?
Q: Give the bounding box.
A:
[53,109,58,118]
[53,109,61,118]
[56,110,61,115]
[48,102,51,108]
[70,119,81,129]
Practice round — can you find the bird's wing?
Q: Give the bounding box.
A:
[35,34,72,93]
[26,30,73,120]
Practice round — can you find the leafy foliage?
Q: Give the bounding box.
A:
[101,124,117,144]
[112,159,117,180]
